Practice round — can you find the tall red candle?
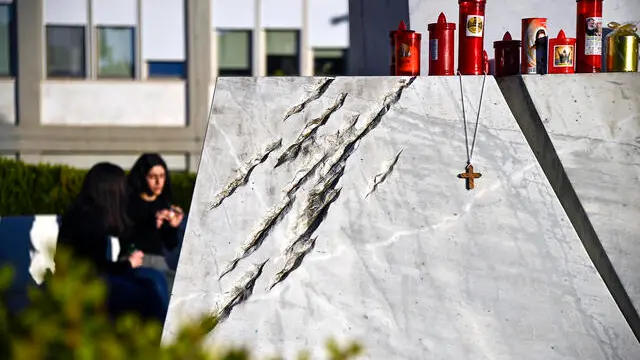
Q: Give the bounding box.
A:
[576,0,604,72]
[458,0,486,75]
[428,12,456,76]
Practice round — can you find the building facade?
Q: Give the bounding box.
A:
[0,0,349,171]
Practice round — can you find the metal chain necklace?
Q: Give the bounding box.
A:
[456,71,487,190]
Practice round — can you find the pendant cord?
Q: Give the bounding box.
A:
[457,71,487,165]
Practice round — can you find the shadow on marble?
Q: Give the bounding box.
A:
[498,73,640,342]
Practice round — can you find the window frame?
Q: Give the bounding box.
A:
[265,29,300,76]
[217,28,253,77]
[147,60,186,79]
[313,47,348,76]
[0,3,16,78]
[45,24,87,79]
[95,25,136,80]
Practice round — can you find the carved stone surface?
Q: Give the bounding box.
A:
[163,76,639,359]
[520,73,640,317]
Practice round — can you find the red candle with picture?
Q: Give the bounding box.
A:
[576,0,604,72]
[390,21,422,76]
[458,0,487,75]
[521,18,548,74]
[548,30,576,74]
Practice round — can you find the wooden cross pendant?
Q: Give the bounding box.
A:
[458,163,482,190]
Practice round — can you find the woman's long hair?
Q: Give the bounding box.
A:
[128,153,173,203]
[73,162,130,236]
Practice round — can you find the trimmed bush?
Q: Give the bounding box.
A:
[0,158,197,216]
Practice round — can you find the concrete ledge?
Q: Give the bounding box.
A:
[0,126,203,154]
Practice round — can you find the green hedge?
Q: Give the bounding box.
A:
[0,158,197,216]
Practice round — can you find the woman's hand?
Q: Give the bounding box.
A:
[155,207,184,228]
[167,206,184,228]
[155,209,171,229]
[129,250,144,268]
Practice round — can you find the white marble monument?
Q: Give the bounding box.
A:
[163,76,640,359]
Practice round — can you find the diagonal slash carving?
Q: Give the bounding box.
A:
[365,150,404,198]
[282,78,335,122]
[282,114,359,197]
[268,237,317,290]
[219,115,360,280]
[268,77,416,290]
[267,169,343,290]
[218,195,295,279]
[214,260,268,323]
[208,139,282,210]
[311,76,416,198]
[275,92,349,168]
[266,164,345,291]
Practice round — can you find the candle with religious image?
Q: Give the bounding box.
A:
[390,21,421,76]
[576,0,604,73]
[521,18,548,74]
[548,30,577,74]
[458,0,487,75]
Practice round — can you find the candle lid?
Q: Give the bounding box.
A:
[551,29,577,44]
[390,20,415,35]
[428,13,456,31]
[493,31,522,48]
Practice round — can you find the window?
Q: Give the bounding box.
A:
[266,30,299,76]
[0,3,15,77]
[218,30,252,76]
[314,48,347,76]
[97,27,135,78]
[46,25,86,78]
[148,61,186,78]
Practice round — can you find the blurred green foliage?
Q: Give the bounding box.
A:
[0,158,196,216]
[0,248,363,360]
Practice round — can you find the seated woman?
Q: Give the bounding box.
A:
[127,153,185,290]
[56,162,169,324]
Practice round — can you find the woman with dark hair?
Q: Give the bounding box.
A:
[56,162,169,323]
[127,153,185,289]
